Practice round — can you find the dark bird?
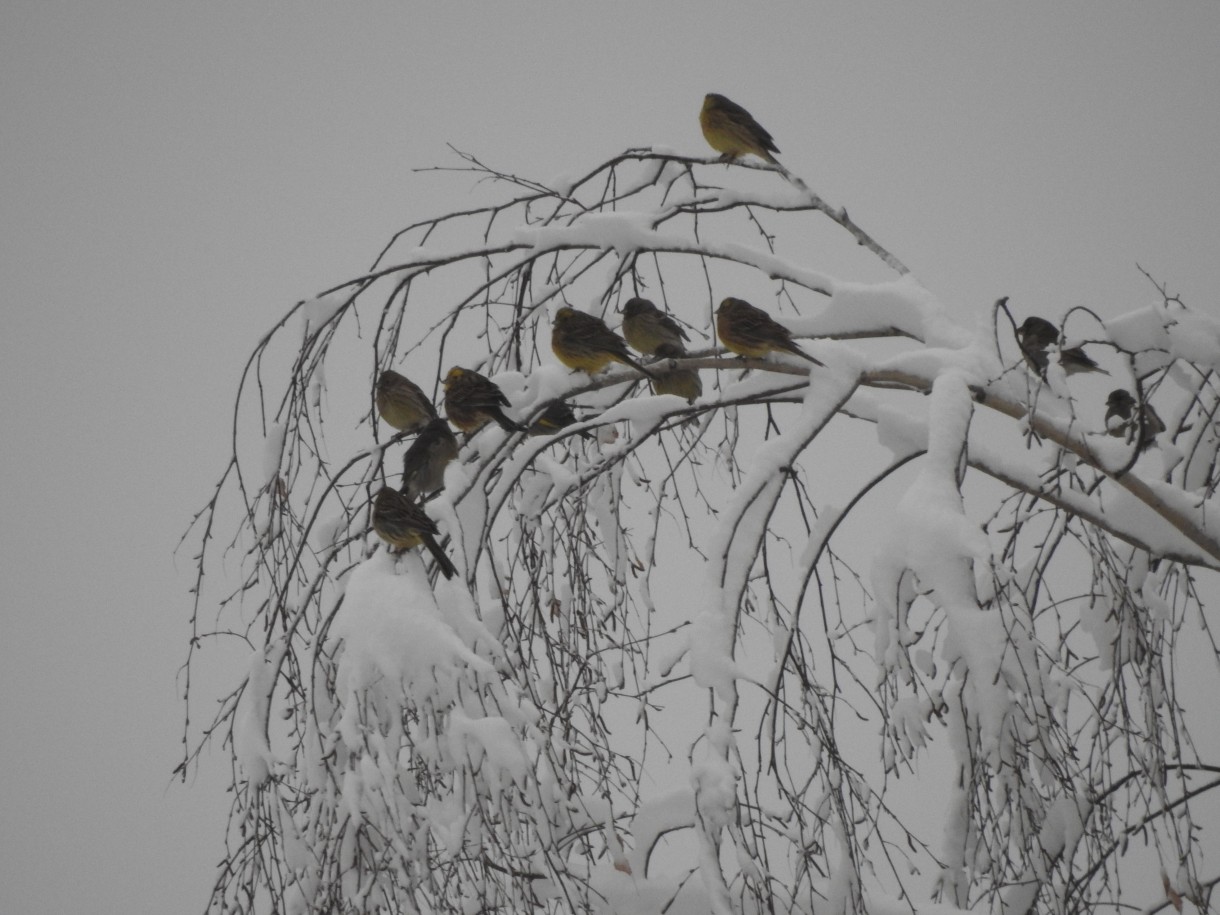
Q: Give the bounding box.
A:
[700,93,783,169]
[650,343,703,403]
[371,486,457,580]
[1016,316,1106,378]
[528,401,593,439]
[621,297,690,356]
[442,367,525,434]
[1105,389,1165,450]
[715,297,823,366]
[400,417,459,499]
[551,306,656,379]
[376,370,437,433]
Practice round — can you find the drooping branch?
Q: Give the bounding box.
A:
[181,145,1220,915]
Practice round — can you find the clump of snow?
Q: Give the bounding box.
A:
[330,551,492,711]
[300,294,346,334]
[233,639,285,785]
[1108,303,1220,373]
[810,275,973,348]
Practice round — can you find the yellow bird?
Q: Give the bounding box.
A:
[442,367,525,434]
[400,417,459,500]
[715,297,823,366]
[650,343,702,403]
[371,486,457,580]
[527,401,593,440]
[551,306,656,379]
[700,94,783,169]
[376,370,437,433]
[621,297,690,357]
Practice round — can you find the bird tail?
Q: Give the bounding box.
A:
[495,413,527,434]
[424,537,458,580]
[786,342,825,367]
[624,355,658,381]
[761,151,801,186]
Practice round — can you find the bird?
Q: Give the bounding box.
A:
[1105,389,1165,450]
[375,370,437,433]
[715,297,823,366]
[1016,316,1106,378]
[621,297,690,356]
[527,401,593,439]
[400,417,459,500]
[650,343,702,403]
[371,486,457,580]
[442,367,525,435]
[551,306,656,379]
[700,94,784,170]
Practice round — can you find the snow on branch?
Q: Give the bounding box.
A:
[181,147,1220,915]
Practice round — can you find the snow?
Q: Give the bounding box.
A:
[198,148,1220,915]
[232,639,284,785]
[626,788,697,877]
[330,551,493,709]
[444,710,531,794]
[805,276,963,345]
[512,211,673,256]
[1107,303,1220,372]
[300,293,346,333]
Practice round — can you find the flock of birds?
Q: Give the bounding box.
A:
[368,94,1164,580]
[1015,315,1165,449]
[370,292,822,578]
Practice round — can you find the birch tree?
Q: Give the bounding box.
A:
[181,147,1220,915]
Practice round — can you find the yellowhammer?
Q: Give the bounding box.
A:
[551,306,655,379]
[700,93,783,169]
[715,297,822,366]
[376,370,437,433]
[400,417,459,499]
[621,297,690,357]
[442,367,525,434]
[371,486,457,580]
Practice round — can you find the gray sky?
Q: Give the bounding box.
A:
[3,3,1219,912]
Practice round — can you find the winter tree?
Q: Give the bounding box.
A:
[181,144,1220,915]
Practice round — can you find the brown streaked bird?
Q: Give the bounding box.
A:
[442,367,525,435]
[1105,389,1165,451]
[621,297,690,357]
[551,306,656,379]
[715,297,823,366]
[527,401,593,440]
[400,417,460,500]
[371,486,457,580]
[650,343,703,403]
[376,370,437,433]
[700,93,783,169]
[1016,316,1107,378]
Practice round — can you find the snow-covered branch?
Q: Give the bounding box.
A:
[182,148,1220,915]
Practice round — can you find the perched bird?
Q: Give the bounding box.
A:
[442,367,525,435]
[650,343,703,403]
[715,297,823,366]
[621,297,690,356]
[376,370,437,433]
[371,486,457,580]
[700,94,783,169]
[527,401,593,439]
[1016,316,1106,378]
[400,417,459,500]
[1105,389,1165,450]
[551,306,656,379]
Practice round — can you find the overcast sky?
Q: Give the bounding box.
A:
[3,3,1219,912]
